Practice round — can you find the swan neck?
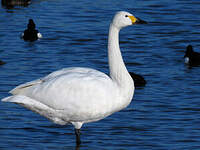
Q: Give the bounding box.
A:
[108,24,132,86]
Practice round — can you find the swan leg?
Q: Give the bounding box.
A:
[75,128,81,145]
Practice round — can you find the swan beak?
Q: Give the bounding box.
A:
[129,16,147,24]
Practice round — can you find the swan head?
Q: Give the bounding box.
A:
[112,11,147,29]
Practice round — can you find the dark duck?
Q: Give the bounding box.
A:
[184,45,200,66]
[0,60,6,65]
[22,19,42,42]
[129,72,146,87]
[1,0,31,8]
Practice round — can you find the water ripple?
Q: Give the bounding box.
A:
[1,0,200,149]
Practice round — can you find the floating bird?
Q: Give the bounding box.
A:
[1,0,31,8]
[184,45,200,66]
[129,72,146,87]
[21,19,42,42]
[0,60,6,65]
[2,11,147,145]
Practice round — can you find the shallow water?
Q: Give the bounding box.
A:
[1,0,200,149]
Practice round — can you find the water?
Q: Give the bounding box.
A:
[1,0,200,149]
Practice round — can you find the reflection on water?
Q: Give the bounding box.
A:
[1,0,200,149]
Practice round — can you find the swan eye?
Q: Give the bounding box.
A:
[125,15,128,17]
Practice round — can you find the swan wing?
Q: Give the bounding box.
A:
[10,67,97,95]
[10,78,43,95]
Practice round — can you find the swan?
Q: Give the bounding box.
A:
[184,45,200,66]
[21,19,42,42]
[2,11,147,145]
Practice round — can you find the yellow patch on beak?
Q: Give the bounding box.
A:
[128,16,137,23]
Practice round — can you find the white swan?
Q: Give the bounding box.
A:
[2,11,146,145]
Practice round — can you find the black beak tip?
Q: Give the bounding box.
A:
[135,18,147,24]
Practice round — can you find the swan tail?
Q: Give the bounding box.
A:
[2,95,67,125]
[10,78,42,95]
[2,95,52,111]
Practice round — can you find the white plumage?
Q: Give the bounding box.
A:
[2,11,146,145]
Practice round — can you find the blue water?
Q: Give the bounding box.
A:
[1,0,200,149]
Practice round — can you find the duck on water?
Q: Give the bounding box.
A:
[2,11,147,145]
[21,19,42,42]
[184,45,200,66]
[1,0,31,8]
[129,72,146,87]
[0,60,6,65]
